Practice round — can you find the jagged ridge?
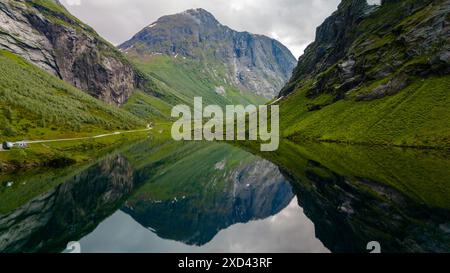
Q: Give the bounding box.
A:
[120,8,297,99]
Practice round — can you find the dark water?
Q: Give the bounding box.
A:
[0,140,449,253]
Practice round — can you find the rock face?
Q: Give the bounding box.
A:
[279,0,450,99]
[0,0,149,105]
[119,8,297,99]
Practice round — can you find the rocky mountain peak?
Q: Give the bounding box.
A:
[339,0,368,9]
[182,8,219,25]
[314,0,371,45]
[120,8,297,99]
[279,0,444,98]
[279,0,373,97]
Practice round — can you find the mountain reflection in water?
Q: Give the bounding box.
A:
[0,140,449,253]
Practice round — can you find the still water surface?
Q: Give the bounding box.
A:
[0,140,449,253]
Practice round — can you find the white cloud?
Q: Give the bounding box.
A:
[61,0,341,58]
[63,0,82,6]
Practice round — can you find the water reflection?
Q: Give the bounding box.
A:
[261,141,450,253]
[0,154,136,253]
[80,198,329,253]
[121,142,294,246]
[0,140,449,253]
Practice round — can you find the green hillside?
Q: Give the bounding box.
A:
[278,0,450,149]
[0,50,146,142]
[126,54,267,108]
[122,90,173,122]
[281,76,450,148]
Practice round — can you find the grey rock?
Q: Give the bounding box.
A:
[280,0,371,97]
[0,0,151,105]
[214,86,226,96]
[279,0,449,100]
[356,73,409,101]
[339,58,356,79]
[120,8,297,99]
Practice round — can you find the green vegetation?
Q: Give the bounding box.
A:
[127,141,255,202]
[127,54,267,108]
[0,50,176,171]
[0,3,268,175]
[0,129,155,171]
[242,140,450,210]
[0,49,147,142]
[122,90,173,121]
[0,127,173,214]
[280,76,450,148]
[278,0,450,149]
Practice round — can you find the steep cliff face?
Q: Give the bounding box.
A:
[281,0,449,98]
[278,0,450,148]
[0,0,150,105]
[282,0,373,95]
[120,8,297,99]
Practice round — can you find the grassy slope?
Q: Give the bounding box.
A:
[281,76,450,148]
[122,90,173,122]
[125,54,267,108]
[0,50,146,142]
[0,50,175,171]
[0,1,175,170]
[279,0,450,149]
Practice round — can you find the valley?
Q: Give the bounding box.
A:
[0,0,292,171]
[0,0,449,254]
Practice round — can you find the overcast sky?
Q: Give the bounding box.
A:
[60,0,343,58]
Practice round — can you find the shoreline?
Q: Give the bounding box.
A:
[0,127,160,173]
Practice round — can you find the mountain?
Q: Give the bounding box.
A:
[278,0,450,148]
[0,0,176,142]
[119,8,297,100]
[0,0,154,106]
[0,49,146,141]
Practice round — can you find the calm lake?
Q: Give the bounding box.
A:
[1,140,449,253]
